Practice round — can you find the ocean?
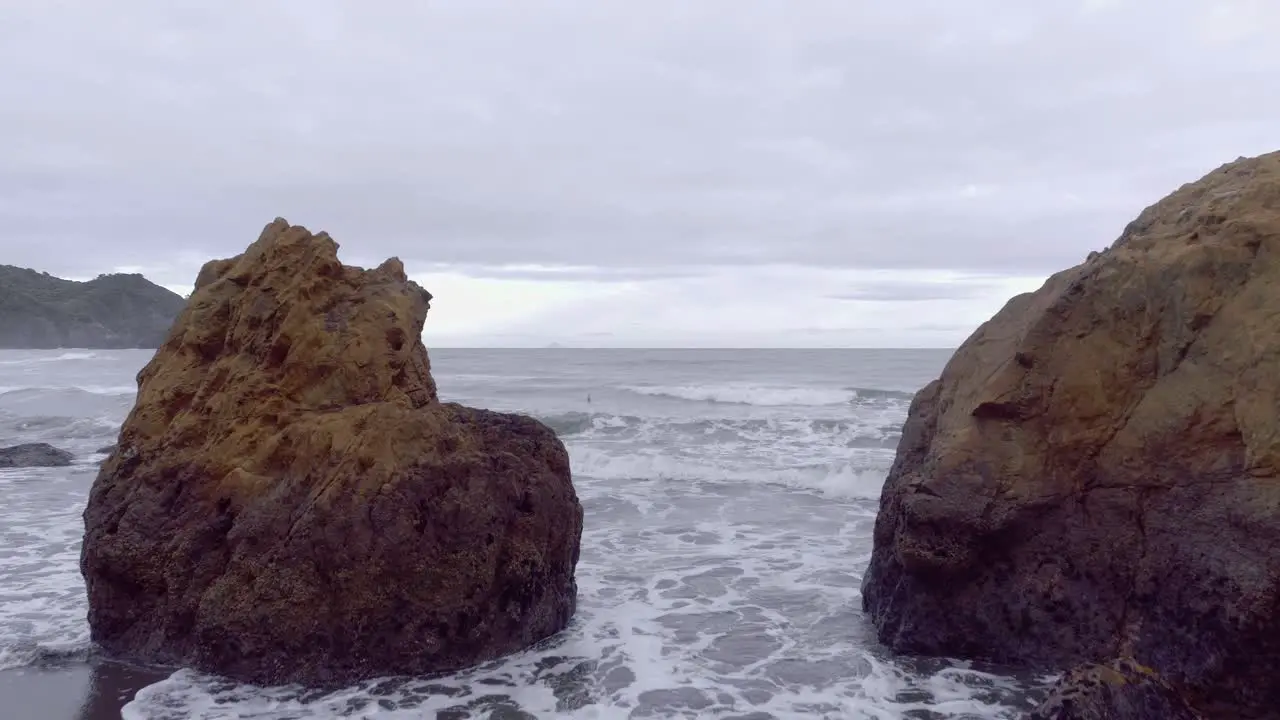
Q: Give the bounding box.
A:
[0,348,1051,719]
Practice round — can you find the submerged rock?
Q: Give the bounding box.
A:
[94,445,116,465]
[80,219,583,687]
[1029,658,1202,720]
[0,442,74,468]
[861,151,1280,717]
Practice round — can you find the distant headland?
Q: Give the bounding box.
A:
[0,265,185,349]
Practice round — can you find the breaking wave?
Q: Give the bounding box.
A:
[0,351,102,365]
[569,446,887,500]
[618,383,915,408]
[622,383,852,407]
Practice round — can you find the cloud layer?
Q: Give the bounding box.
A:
[2,0,1278,344]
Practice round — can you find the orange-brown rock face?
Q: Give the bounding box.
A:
[1028,659,1204,720]
[861,153,1280,718]
[80,219,583,686]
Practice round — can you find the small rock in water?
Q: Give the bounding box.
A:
[95,444,116,455]
[1029,658,1203,720]
[0,442,74,468]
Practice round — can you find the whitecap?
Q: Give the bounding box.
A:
[0,351,102,365]
[621,383,852,407]
[568,446,887,500]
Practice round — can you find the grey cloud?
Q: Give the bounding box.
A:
[1,0,1279,283]
[827,281,1004,303]
[425,263,707,283]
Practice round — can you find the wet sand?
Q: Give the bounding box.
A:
[0,659,170,720]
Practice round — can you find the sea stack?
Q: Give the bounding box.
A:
[861,152,1280,718]
[80,219,583,686]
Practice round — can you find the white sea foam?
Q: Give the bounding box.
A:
[0,468,95,671]
[621,382,854,407]
[79,384,136,395]
[568,445,887,500]
[0,351,104,366]
[541,411,900,445]
[540,410,899,500]
[123,473,1034,719]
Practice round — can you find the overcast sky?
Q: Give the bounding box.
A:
[3,1,1278,347]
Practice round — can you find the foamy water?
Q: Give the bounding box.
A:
[0,348,1050,719]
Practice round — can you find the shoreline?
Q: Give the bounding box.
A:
[0,657,170,720]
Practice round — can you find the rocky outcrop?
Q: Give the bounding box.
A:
[0,266,186,349]
[0,442,74,467]
[861,151,1280,718]
[1029,659,1202,720]
[80,219,583,687]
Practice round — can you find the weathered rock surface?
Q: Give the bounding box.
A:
[80,219,583,687]
[0,442,74,468]
[862,151,1280,717]
[1028,658,1203,720]
[0,266,185,349]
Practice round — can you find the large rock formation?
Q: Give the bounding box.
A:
[861,151,1280,718]
[0,266,185,349]
[80,219,583,687]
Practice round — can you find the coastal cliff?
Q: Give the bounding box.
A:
[0,266,185,349]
